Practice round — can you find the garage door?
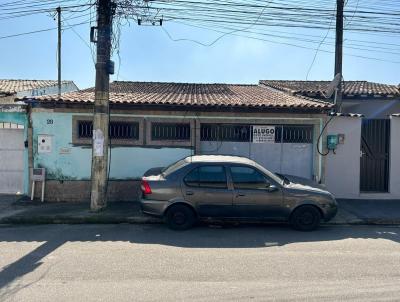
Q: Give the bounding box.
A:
[200,124,314,179]
[0,125,24,194]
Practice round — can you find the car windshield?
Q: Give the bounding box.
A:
[274,172,291,185]
[161,158,190,177]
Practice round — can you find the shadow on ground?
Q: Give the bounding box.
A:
[1,223,400,295]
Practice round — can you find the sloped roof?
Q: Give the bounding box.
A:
[260,80,400,98]
[21,81,332,111]
[0,79,75,95]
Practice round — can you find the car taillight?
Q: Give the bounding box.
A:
[141,180,152,195]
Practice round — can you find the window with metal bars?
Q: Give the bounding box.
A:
[151,123,191,141]
[0,122,24,129]
[275,126,313,144]
[200,124,313,144]
[78,121,139,140]
[200,124,251,142]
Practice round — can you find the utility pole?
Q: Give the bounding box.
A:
[334,0,344,107]
[57,6,61,97]
[90,0,114,211]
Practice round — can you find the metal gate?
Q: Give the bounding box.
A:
[0,126,24,194]
[200,124,314,179]
[360,119,390,192]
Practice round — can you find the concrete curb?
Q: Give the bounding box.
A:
[1,215,400,226]
[0,215,163,225]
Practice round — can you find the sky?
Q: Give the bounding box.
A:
[0,2,399,90]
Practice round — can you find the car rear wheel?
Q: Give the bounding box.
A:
[290,205,321,231]
[165,204,196,231]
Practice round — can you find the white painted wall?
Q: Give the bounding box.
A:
[325,116,400,200]
[324,117,362,199]
[389,116,400,197]
[15,82,78,98]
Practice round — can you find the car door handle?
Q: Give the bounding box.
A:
[186,191,194,196]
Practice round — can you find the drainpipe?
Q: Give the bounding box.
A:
[27,104,34,197]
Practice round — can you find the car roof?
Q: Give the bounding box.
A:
[183,155,255,165]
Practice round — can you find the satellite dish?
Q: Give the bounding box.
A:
[325,73,342,99]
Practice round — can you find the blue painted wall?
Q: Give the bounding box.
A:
[0,108,29,194]
[32,112,192,180]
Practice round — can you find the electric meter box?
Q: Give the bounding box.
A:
[38,135,52,153]
[31,168,45,181]
[327,135,338,150]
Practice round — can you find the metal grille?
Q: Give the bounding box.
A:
[78,121,139,140]
[201,124,251,142]
[201,124,312,144]
[275,125,313,143]
[360,119,390,192]
[78,121,93,138]
[0,122,24,129]
[151,123,191,141]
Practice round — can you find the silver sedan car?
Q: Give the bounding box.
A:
[140,155,337,231]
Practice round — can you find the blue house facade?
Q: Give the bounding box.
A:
[19,81,331,202]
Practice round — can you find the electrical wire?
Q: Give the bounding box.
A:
[0,20,90,39]
[306,3,336,80]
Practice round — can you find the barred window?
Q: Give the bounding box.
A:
[0,122,24,129]
[275,126,313,144]
[151,123,191,141]
[201,124,251,142]
[200,124,312,144]
[78,121,139,140]
[78,121,92,138]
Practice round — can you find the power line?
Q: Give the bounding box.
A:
[168,20,400,64]
[0,20,90,40]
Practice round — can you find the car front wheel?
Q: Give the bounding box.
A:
[290,205,322,231]
[165,204,196,231]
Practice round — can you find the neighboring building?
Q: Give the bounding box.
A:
[260,80,400,118]
[0,79,78,104]
[0,105,28,194]
[260,80,400,198]
[17,81,332,202]
[0,79,78,194]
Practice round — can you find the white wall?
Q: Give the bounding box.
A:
[16,82,78,98]
[325,115,400,200]
[389,116,400,197]
[324,117,362,199]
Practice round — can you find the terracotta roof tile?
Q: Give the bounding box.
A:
[260,80,400,98]
[21,81,332,111]
[0,79,75,95]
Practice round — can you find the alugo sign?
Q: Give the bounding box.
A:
[252,126,276,143]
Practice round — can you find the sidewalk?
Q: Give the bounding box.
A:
[0,195,399,225]
[0,195,161,224]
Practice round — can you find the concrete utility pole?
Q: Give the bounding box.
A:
[57,6,61,97]
[334,0,344,107]
[90,0,114,211]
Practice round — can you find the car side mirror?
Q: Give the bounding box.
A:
[266,184,279,192]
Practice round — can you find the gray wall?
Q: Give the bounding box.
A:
[201,141,313,179]
[341,99,400,119]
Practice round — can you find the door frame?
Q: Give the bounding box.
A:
[0,127,25,194]
[360,118,391,193]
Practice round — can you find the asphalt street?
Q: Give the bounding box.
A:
[0,224,400,302]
